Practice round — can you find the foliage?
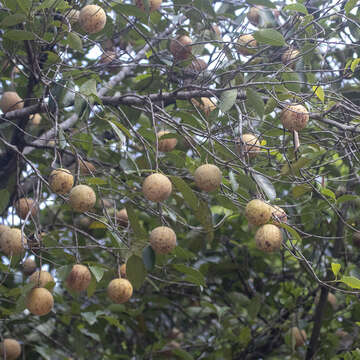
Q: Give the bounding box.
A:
[1,0,360,359]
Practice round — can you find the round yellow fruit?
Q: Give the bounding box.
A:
[280,104,309,132]
[79,5,106,34]
[66,264,92,292]
[116,208,128,227]
[69,185,96,212]
[0,91,23,113]
[291,327,307,347]
[186,58,208,74]
[78,160,96,175]
[135,0,162,12]
[247,7,261,26]
[157,131,178,152]
[29,270,54,289]
[282,48,300,68]
[194,164,222,192]
[49,168,74,195]
[237,133,261,158]
[149,226,177,254]
[236,34,257,56]
[0,338,21,360]
[255,224,283,252]
[0,228,27,256]
[142,173,172,202]
[26,287,54,316]
[99,51,116,65]
[191,97,216,117]
[119,263,126,278]
[170,35,192,61]
[15,198,37,220]
[271,205,287,224]
[30,113,41,125]
[23,257,37,276]
[245,199,271,226]
[107,278,133,304]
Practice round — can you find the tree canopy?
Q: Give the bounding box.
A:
[1,0,360,359]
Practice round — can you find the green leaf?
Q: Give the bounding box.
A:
[341,276,360,289]
[0,189,10,213]
[194,200,214,241]
[331,263,341,278]
[127,255,147,290]
[292,184,312,198]
[337,194,358,204]
[3,30,36,41]
[282,71,301,93]
[108,119,132,139]
[67,32,83,51]
[247,0,276,9]
[15,0,31,13]
[89,265,105,282]
[351,59,360,72]
[0,14,26,27]
[246,88,264,119]
[86,177,107,185]
[252,172,276,200]
[80,78,97,97]
[171,176,199,210]
[254,29,285,47]
[283,3,308,14]
[108,120,126,145]
[312,85,325,103]
[345,0,357,15]
[173,264,206,287]
[321,187,335,200]
[125,204,147,238]
[218,89,238,112]
[142,245,155,271]
[276,222,302,243]
[172,348,195,360]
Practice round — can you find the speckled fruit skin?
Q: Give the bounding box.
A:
[116,208,128,227]
[236,34,257,56]
[23,258,37,276]
[0,91,23,113]
[79,5,106,34]
[0,224,10,235]
[237,133,261,158]
[0,228,27,256]
[119,263,126,278]
[107,278,133,304]
[280,104,309,132]
[69,185,96,212]
[291,327,307,347]
[149,226,177,254]
[157,131,178,152]
[247,7,261,26]
[191,97,216,117]
[142,173,172,202]
[79,160,96,175]
[282,48,300,68]
[135,0,162,12]
[66,264,92,292]
[49,168,74,195]
[255,224,283,252]
[270,205,287,225]
[99,51,116,64]
[26,287,54,316]
[170,35,192,60]
[185,58,208,75]
[15,198,37,219]
[245,199,271,226]
[30,113,41,125]
[194,164,222,192]
[0,338,21,360]
[29,270,54,289]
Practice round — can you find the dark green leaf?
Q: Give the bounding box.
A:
[171,176,199,210]
[142,245,156,271]
[246,88,264,119]
[89,265,105,282]
[219,89,238,112]
[254,29,285,46]
[127,255,147,290]
[283,3,308,14]
[0,14,26,27]
[173,264,206,286]
[4,30,36,41]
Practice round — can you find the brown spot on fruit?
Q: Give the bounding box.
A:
[79,5,106,34]
[0,228,27,256]
[69,185,96,212]
[280,104,309,132]
[0,338,21,360]
[255,224,283,252]
[26,287,54,316]
[66,264,92,292]
[142,173,172,202]
[170,35,192,61]
[49,168,74,195]
[194,164,222,192]
[29,270,55,289]
[236,34,257,56]
[157,131,178,152]
[15,198,37,220]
